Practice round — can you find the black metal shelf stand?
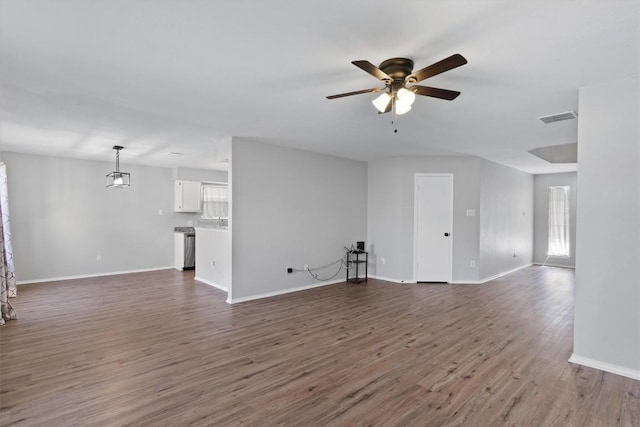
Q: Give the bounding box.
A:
[346,250,368,283]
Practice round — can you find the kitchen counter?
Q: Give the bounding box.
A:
[195,221,228,230]
[174,226,195,233]
[196,225,228,231]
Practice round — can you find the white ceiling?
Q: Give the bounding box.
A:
[0,1,638,174]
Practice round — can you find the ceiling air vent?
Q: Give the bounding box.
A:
[538,111,578,124]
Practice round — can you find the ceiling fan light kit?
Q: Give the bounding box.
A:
[394,100,412,115]
[327,54,467,117]
[372,92,392,113]
[395,87,416,115]
[397,87,416,105]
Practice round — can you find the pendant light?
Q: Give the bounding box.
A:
[106,145,130,188]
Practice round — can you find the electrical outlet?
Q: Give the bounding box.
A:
[287,268,293,274]
[470,260,476,267]
[304,264,309,270]
[211,260,216,268]
[381,257,386,265]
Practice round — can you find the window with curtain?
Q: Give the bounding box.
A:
[201,183,228,220]
[548,186,570,257]
[0,162,17,325]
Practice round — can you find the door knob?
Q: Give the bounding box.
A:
[444,232,450,236]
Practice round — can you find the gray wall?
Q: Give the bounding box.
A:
[479,160,534,279]
[573,75,640,376]
[3,151,219,282]
[230,139,367,301]
[367,156,482,283]
[533,172,577,267]
[174,166,227,183]
[367,156,533,283]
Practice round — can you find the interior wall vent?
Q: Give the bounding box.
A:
[538,111,578,124]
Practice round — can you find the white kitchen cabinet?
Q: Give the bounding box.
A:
[174,180,201,212]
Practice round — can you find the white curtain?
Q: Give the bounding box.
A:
[201,185,228,219]
[0,163,17,325]
[548,186,570,257]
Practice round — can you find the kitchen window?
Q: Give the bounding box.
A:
[201,182,228,220]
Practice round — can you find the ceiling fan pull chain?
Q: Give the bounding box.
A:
[392,98,399,133]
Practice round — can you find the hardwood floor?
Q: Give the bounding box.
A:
[1,267,638,426]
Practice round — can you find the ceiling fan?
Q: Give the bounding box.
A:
[327,54,467,115]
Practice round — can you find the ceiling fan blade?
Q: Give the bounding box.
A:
[406,54,467,84]
[413,85,461,100]
[352,60,393,84]
[326,87,383,99]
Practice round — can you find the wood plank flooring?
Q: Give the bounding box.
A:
[1,266,638,426]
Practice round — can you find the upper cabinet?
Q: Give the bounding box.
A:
[174,180,201,212]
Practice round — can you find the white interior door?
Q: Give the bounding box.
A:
[414,174,453,282]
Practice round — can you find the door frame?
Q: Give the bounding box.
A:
[413,173,454,283]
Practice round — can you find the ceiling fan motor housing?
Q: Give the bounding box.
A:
[379,58,415,82]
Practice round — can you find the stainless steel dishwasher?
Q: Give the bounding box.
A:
[174,227,196,271]
[183,232,195,270]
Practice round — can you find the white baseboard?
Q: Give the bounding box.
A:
[371,264,533,285]
[474,263,533,284]
[194,276,228,293]
[569,353,640,381]
[16,266,175,285]
[533,262,575,269]
[227,278,344,304]
[369,275,416,284]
